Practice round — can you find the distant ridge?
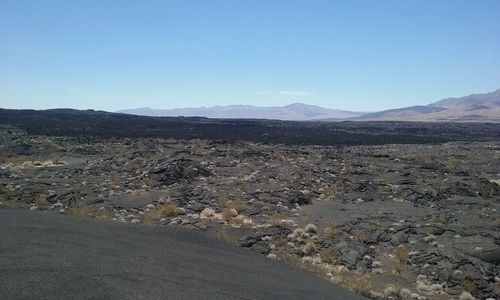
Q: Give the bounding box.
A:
[117,89,500,122]
[355,89,500,122]
[117,103,364,121]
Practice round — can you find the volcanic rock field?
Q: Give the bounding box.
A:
[0,113,499,299]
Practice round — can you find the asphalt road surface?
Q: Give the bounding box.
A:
[0,208,366,299]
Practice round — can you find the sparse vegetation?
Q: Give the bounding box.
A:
[303,241,318,256]
[319,249,337,264]
[1,119,499,299]
[50,153,63,165]
[34,194,48,209]
[224,199,246,213]
[270,212,284,224]
[221,208,238,222]
[97,208,114,220]
[304,223,318,234]
[338,271,373,294]
[323,220,338,237]
[272,235,288,248]
[144,203,184,223]
[67,205,93,217]
[393,245,409,274]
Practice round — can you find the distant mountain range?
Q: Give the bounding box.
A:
[118,89,500,122]
[118,103,364,121]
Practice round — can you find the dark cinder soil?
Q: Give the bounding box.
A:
[0,208,366,300]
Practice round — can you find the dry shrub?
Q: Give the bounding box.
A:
[478,171,491,180]
[2,200,18,208]
[303,241,318,256]
[214,228,238,243]
[67,205,93,217]
[320,249,337,264]
[162,203,184,217]
[50,153,63,165]
[34,194,48,208]
[224,200,246,213]
[141,177,156,187]
[270,212,284,224]
[1,188,17,201]
[98,208,114,220]
[461,277,476,293]
[354,232,367,242]
[339,272,373,294]
[394,245,409,274]
[272,235,288,248]
[304,223,318,234]
[144,203,183,223]
[111,178,120,187]
[221,208,238,222]
[323,220,338,237]
[394,245,409,261]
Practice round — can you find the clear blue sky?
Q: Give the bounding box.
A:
[1,0,499,111]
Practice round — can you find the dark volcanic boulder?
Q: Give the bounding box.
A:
[148,156,210,185]
[239,225,292,248]
[251,241,271,255]
[399,188,438,205]
[338,249,361,268]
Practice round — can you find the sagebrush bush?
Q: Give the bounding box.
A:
[303,241,318,256]
[200,207,216,219]
[323,220,338,237]
[270,212,284,224]
[144,203,183,223]
[222,208,238,222]
[273,235,288,248]
[224,200,246,213]
[67,205,93,217]
[304,223,318,234]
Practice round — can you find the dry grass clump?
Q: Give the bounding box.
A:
[50,153,63,165]
[272,235,288,248]
[338,272,373,294]
[97,208,114,220]
[478,171,491,180]
[214,228,238,243]
[144,203,184,223]
[270,212,284,224]
[67,205,94,217]
[354,232,367,242]
[303,241,318,256]
[461,277,476,293]
[323,220,338,237]
[143,209,161,223]
[224,200,246,213]
[320,249,337,264]
[162,203,185,216]
[34,194,48,209]
[393,245,409,274]
[2,200,18,208]
[1,188,17,202]
[222,208,238,222]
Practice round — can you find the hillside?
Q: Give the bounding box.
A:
[357,89,500,122]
